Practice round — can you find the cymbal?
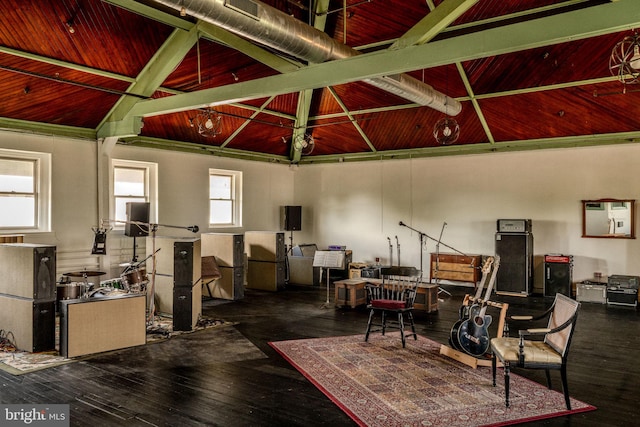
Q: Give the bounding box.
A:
[63,270,106,277]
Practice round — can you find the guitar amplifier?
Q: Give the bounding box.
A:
[608,275,640,290]
[607,288,638,307]
[576,282,606,304]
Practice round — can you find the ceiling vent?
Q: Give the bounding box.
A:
[155,0,461,115]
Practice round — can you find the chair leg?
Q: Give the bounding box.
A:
[545,369,552,389]
[381,311,387,335]
[492,352,497,387]
[407,311,417,340]
[561,365,571,410]
[504,363,511,408]
[365,309,375,342]
[398,313,406,348]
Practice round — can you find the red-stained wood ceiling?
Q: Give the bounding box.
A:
[0,0,639,164]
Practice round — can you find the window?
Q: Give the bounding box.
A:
[209,168,242,227]
[0,149,51,232]
[111,159,157,228]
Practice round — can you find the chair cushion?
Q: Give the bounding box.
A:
[371,299,406,310]
[491,337,563,366]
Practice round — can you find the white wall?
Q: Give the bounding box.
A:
[292,144,640,290]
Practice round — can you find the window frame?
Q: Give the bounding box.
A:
[0,149,51,233]
[111,159,158,231]
[209,168,242,228]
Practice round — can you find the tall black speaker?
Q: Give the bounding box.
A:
[544,255,572,297]
[495,232,533,295]
[125,202,150,237]
[281,206,302,231]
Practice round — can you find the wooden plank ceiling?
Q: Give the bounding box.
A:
[0,0,639,164]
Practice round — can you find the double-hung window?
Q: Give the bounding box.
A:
[209,168,242,227]
[112,159,157,227]
[0,149,51,232]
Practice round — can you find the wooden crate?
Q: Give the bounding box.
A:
[334,278,367,308]
[430,253,482,283]
[414,284,438,313]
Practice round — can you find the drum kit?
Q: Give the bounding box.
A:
[56,261,149,304]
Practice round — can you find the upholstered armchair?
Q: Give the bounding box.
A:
[490,293,580,410]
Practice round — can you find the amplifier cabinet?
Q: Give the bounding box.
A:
[0,243,56,300]
[201,233,244,267]
[151,274,202,327]
[60,294,145,358]
[148,236,201,281]
[576,282,606,304]
[245,231,285,262]
[0,295,55,352]
[544,255,572,298]
[204,266,245,300]
[173,286,200,331]
[173,240,201,288]
[246,260,286,291]
[607,288,638,307]
[495,233,533,296]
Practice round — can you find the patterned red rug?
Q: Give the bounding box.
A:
[270,333,595,427]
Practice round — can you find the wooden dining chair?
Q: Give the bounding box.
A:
[490,293,580,410]
[364,266,421,348]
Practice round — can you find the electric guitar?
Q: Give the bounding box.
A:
[457,255,500,357]
[449,257,493,351]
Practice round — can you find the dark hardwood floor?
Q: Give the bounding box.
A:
[1,282,638,426]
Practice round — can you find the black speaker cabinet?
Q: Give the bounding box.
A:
[544,255,572,297]
[125,202,150,237]
[0,243,56,300]
[174,240,201,288]
[173,286,199,331]
[281,206,302,231]
[0,295,55,352]
[495,232,533,296]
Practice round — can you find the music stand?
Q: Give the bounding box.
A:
[313,250,346,309]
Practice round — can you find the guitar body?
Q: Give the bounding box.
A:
[457,313,492,357]
[449,303,475,351]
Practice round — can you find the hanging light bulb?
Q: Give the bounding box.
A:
[433,117,460,145]
[191,109,222,138]
[180,0,187,16]
[205,118,214,129]
[630,44,640,70]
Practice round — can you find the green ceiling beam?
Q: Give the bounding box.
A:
[103,0,193,30]
[0,118,97,141]
[98,25,200,137]
[390,0,478,50]
[296,131,640,164]
[124,0,640,123]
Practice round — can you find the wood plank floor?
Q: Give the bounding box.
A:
[1,283,638,426]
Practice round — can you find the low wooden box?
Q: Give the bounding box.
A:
[415,284,439,313]
[431,253,482,284]
[334,278,367,308]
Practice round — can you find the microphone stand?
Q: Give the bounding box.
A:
[398,221,466,295]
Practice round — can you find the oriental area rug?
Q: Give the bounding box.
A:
[270,333,596,427]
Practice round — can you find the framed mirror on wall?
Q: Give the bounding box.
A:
[582,199,636,238]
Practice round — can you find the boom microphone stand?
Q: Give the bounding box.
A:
[398,221,467,295]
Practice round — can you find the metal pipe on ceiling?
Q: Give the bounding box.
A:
[154,0,461,115]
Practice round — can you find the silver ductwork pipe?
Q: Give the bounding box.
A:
[155,0,461,115]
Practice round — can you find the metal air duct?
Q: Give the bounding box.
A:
[155,0,461,115]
